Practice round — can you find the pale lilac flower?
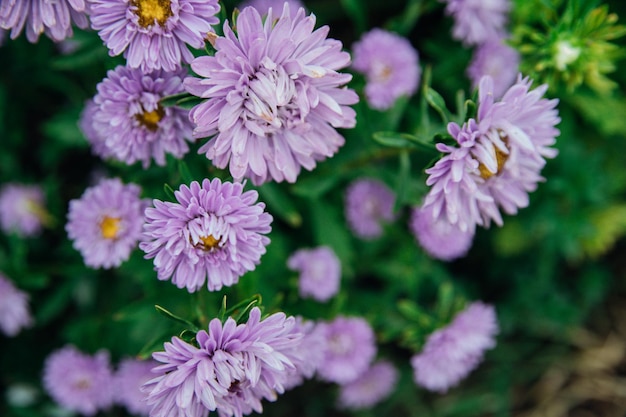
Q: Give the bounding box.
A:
[238,0,304,16]
[411,302,498,393]
[144,307,302,417]
[89,0,220,72]
[140,179,273,293]
[282,318,325,390]
[88,65,193,168]
[66,178,146,269]
[345,178,396,239]
[113,358,157,416]
[0,0,88,43]
[352,28,420,110]
[410,204,475,261]
[185,5,358,185]
[441,0,511,46]
[42,346,114,416]
[0,183,46,237]
[337,360,398,410]
[0,273,32,337]
[467,39,520,98]
[316,316,377,384]
[287,246,341,302]
[422,75,560,233]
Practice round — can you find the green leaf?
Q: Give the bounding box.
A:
[290,174,341,199]
[394,150,411,212]
[372,131,438,151]
[178,160,194,184]
[154,305,200,332]
[256,182,302,227]
[163,183,177,201]
[424,86,453,124]
[160,92,193,108]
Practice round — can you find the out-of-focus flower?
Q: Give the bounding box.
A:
[337,360,398,410]
[5,383,39,407]
[87,65,193,168]
[410,204,475,261]
[422,75,560,233]
[66,178,146,269]
[467,39,520,98]
[89,0,220,72]
[113,358,156,416]
[287,246,341,302]
[441,0,511,46]
[238,0,304,16]
[140,179,272,293]
[351,28,420,110]
[316,316,377,384]
[0,0,88,43]
[282,318,325,390]
[42,346,114,416]
[344,178,396,239]
[144,307,302,417]
[184,5,358,185]
[411,302,498,393]
[0,273,32,337]
[0,183,47,237]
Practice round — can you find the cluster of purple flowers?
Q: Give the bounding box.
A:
[287,246,341,302]
[0,273,32,337]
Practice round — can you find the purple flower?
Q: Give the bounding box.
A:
[238,0,304,16]
[89,0,220,72]
[337,360,398,410]
[344,178,396,239]
[140,179,273,293]
[144,307,302,417]
[184,5,358,185]
[85,65,193,168]
[467,39,520,98]
[422,75,560,233]
[287,246,341,302]
[316,316,377,384]
[351,28,420,110]
[441,0,511,46]
[0,0,88,43]
[42,346,114,416]
[411,302,498,393]
[0,183,46,237]
[113,358,157,416]
[0,273,32,337]
[282,318,325,390]
[66,178,146,269]
[410,204,475,261]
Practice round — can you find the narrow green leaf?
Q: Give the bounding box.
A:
[178,160,194,184]
[160,92,192,108]
[163,183,177,201]
[424,86,453,124]
[154,305,200,332]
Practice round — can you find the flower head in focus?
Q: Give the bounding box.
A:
[0,183,48,237]
[351,28,421,110]
[89,0,220,72]
[184,4,358,185]
[337,360,398,410]
[238,0,304,16]
[441,0,511,46]
[467,39,520,98]
[411,302,498,393]
[287,246,341,302]
[140,179,273,292]
[344,178,396,239]
[0,0,88,43]
[0,273,32,337]
[113,358,157,416]
[144,307,302,417]
[66,178,146,269]
[42,346,114,416]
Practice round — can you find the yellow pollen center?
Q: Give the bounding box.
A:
[195,235,221,251]
[136,106,165,131]
[478,136,510,179]
[131,0,173,28]
[74,378,91,390]
[100,216,121,239]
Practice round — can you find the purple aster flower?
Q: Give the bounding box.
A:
[337,360,398,410]
[87,65,193,168]
[467,39,520,98]
[113,358,157,416]
[410,204,475,261]
[282,318,325,390]
[144,307,302,417]
[0,273,32,337]
[351,28,421,110]
[422,75,560,233]
[42,346,114,416]
[316,316,377,384]
[411,302,498,393]
[140,178,273,292]
[344,178,396,239]
[441,0,511,46]
[184,5,358,185]
[89,0,220,72]
[66,178,146,269]
[0,0,88,43]
[238,0,304,16]
[0,183,47,237]
[287,246,341,302]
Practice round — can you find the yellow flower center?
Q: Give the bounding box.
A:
[136,105,165,132]
[478,135,510,180]
[195,235,221,251]
[100,216,121,239]
[73,378,91,390]
[131,0,173,28]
